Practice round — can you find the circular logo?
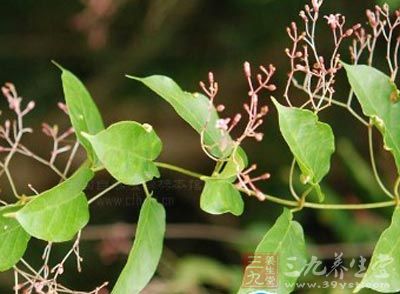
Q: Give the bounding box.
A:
[249,291,276,294]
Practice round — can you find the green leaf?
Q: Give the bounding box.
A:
[56,63,105,166]
[218,146,248,181]
[343,64,400,174]
[355,208,400,293]
[272,98,335,202]
[238,208,308,294]
[112,197,166,294]
[83,121,162,185]
[0,205,30,271]
[16,165,93,242]
[127,75,235,158]
[200,178,244,216]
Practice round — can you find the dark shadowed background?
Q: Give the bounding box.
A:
[0,0,398,293]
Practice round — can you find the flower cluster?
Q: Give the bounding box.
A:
[198,0,400,202]
[284,0,361,111]
[199,62,276,200]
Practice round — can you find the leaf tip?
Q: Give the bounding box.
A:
[270,96,278,105]
[340,61,353,72]
[51,60,64,71]
[270,96,284,110]
[125,74,141,81]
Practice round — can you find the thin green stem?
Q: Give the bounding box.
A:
[142,182,151,198]
[368,124,393,199]
[91,165,105,173]
[155,161,397,210]
[88,181,121,204]
[303,200,395,210]
[394,176,400,206]
[213,160,224,176]
[291,186,314,213]
[289,158,300,201]
[155,161,206,178]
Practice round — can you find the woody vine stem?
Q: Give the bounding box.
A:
[152,161,398,211]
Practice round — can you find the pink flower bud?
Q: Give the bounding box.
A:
[244,61,251,78]
[57,102,68,114]
[255,133,264,141]
[25,101,35,113]
[261,173,271,180]
[299,10,307,21]
[213,82,218,92]
[383,3,389,12]
[257,74,262,84]
[216,104,225,112]
[1,86,9,97]
[215,118,230,131]
[233,113,242,123]
[208,72,214,84]
[260,105,269,114]
[312,0,319,13]
[295,51,303,58]
[366,10,377,26]
[345,29,354,37]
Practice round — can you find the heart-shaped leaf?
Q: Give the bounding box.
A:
[355,208,400,293]
[343,64,400,174]
[0,205,30,271]
[112,197,166,294]
[127,75,235,158]
[273,98,335,202]
[16,164,93,242]
[83,121,162,185]
[238,208,308,294]
[200,178,244,216]
[55,63,105,166]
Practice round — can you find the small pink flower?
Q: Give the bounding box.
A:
[324,14,340,30]
[215,118,230,131]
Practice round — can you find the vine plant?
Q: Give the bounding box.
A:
[1,0,400,293]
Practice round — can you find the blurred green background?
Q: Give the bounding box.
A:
[0,0,399,293]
